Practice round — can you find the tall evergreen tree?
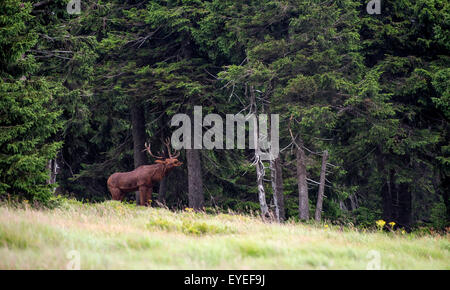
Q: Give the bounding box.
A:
[0,0,63,204]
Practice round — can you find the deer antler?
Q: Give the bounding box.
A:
[163,138,180,159]
[143,142,164,159]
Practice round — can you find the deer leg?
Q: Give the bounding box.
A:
[139,186,151,206]
[109,187,124,201]
[146,187,153,207]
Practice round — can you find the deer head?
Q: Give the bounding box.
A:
[143,138,182,169]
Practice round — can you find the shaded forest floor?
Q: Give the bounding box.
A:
[0,200,449,269]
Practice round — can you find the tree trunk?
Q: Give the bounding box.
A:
[255,159,269,218]
[349,194,359,211]
[268,110,284,222]
[186,148,204,210]
[250,86,269,219]
[270,155,285,222]
[156,112,170,205]
[377,151,394,221]
[441,174,450,224]
[392,178,400,222]
[131,103,147,205]
[297,146,309,220]
[158,176,167,204]
[314,150,328,221]
[339,201,348,211]
[397,182,412,227]
[381,169,394,221]
[46,158,59,193]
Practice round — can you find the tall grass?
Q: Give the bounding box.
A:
[0,200,448,269]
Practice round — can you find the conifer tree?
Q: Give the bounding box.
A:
[0,0,63,204]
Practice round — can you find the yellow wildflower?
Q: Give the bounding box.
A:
[376,220,386,230]
[185,207,194,212]
[388,222,395,227]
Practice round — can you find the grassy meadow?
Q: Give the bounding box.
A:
[0,200,449,270]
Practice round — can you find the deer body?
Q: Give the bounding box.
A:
[107,139,182,206]
[108,164,174,206]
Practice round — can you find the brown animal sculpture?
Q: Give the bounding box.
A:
[107,139,182,206]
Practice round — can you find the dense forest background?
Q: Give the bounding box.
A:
[1,0,449,229]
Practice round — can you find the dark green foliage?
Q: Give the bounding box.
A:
[0,0,63,203]
[430,202,447,229]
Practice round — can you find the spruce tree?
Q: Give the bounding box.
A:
[0,1,63,204]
